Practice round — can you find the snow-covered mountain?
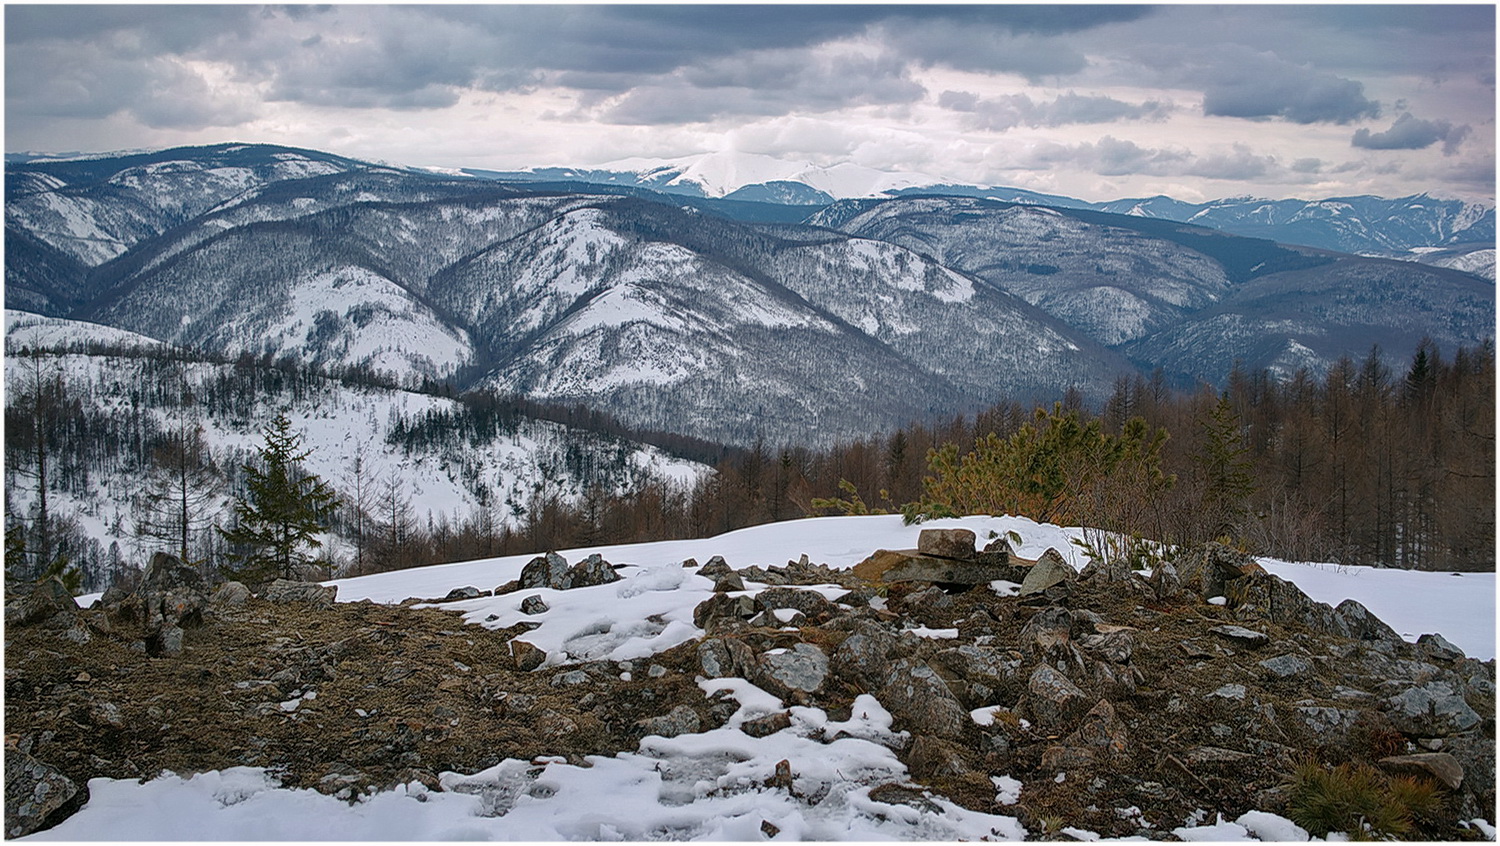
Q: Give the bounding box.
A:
[1093,193,1495,254]
[7,144,1495,444]
[817,195,1494,382]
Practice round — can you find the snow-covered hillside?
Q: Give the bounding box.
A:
[4,311,707,582]
[41,514,1496,841]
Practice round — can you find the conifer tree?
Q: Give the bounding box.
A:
[220,413,338,584]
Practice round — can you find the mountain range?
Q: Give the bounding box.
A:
[6,143,1494,447]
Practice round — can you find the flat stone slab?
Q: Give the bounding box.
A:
[1209,625,1270,648]
[854,549,1023,584]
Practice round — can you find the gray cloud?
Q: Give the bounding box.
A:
[1291,158,1324,174]
[940,90,1172,131]
[1021,136,1190,177]
[1200,53,1380,124]
[1185,144,1277,180]
[602,49,925,124]
[1352,113,1472,155]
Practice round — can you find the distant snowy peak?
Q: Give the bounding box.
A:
[596,151,943,200]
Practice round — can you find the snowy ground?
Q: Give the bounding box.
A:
[31,515,1497,841]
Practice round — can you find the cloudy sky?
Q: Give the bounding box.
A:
[6,4,1495,203]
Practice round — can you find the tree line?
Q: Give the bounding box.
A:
[6,336,1493,594]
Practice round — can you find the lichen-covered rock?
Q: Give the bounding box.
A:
[698,636,755,678]
[692,593,759,632]
[5,751,79,838]
[754,643,829,696]
[508,639,546,671]
[559,554,620,589]
[830,622,907,691]
[878,657,968,740]
[639,705,701,738]
[518,552,569,590]
[1382,681,1482,735]
[264,579,336,609]
[1026,664,1090,728]
[519,595,549,615]
[756,587,837,621]
[1334,599,1402,643]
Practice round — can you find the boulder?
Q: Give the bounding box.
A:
[917,528,977,561]
[698,556,733,578]
[519,595,549,615]
[518,552,570,590]
[639,705,701,738]
[1417,633,1465,663]
[210,581,251,606]
[1382,681,1482,736]
[7,578,79,627]
[692,593,759,632]
[1333,599,1402,643]
[1018,549,1076,596]
[1026,664,1090,728]
[1147,561,1185,600]
[698,637,755,679]
[878,657,969,740]
[559,554,620,590]
[264,579,336,609]
[756,587,837,622]
[442,586,483,601]
[754,643,830,696]
[830,622,908,691]
[712,572,746,593]
[1258,654,1312,679]
[4,751,80,838]
[508,639,546,672]
[1378,753,1465,791]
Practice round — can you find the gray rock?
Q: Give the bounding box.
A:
[1334,599,1402,643]
[1026,664,1090,727]
[831,622,908,691]
[878,657,968,740]
[712,572,746,593]
[1379,752,1464,791]
[917,528,977,561]
[755,643,829,695]
[901,584,952,610]
[1176,543,1257,599]
[1417,632,1465,662]
[698,637,755,678]
[1147,561,1184,600]
[698,556,733,578]
[443,586,482,601]
[4,751,80,838]
[519,552,570,590]
[153,625,185,656]
[1019,549,1077,596]
[931,644,1022,688]
[210,581,250,606]
[264,579,337,609]
[639,705,701,738]
[757,587,837,620]
[1081,630,1136,664]
[1208,684,1248,701]
[692,593,759,632]
[1258,654,1312,679]
[7,578,80,627]
[550,670,590,687]
[1294,705,1362,739]
[1209,625,1269,648]
[519,595,549,615]
[1383,681,1482,735]
[560,554,620,590]
[1042,699,1130,768]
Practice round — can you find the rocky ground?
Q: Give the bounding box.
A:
[5,537,1496,840]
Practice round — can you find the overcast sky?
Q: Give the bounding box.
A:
[6,4,1495,203]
